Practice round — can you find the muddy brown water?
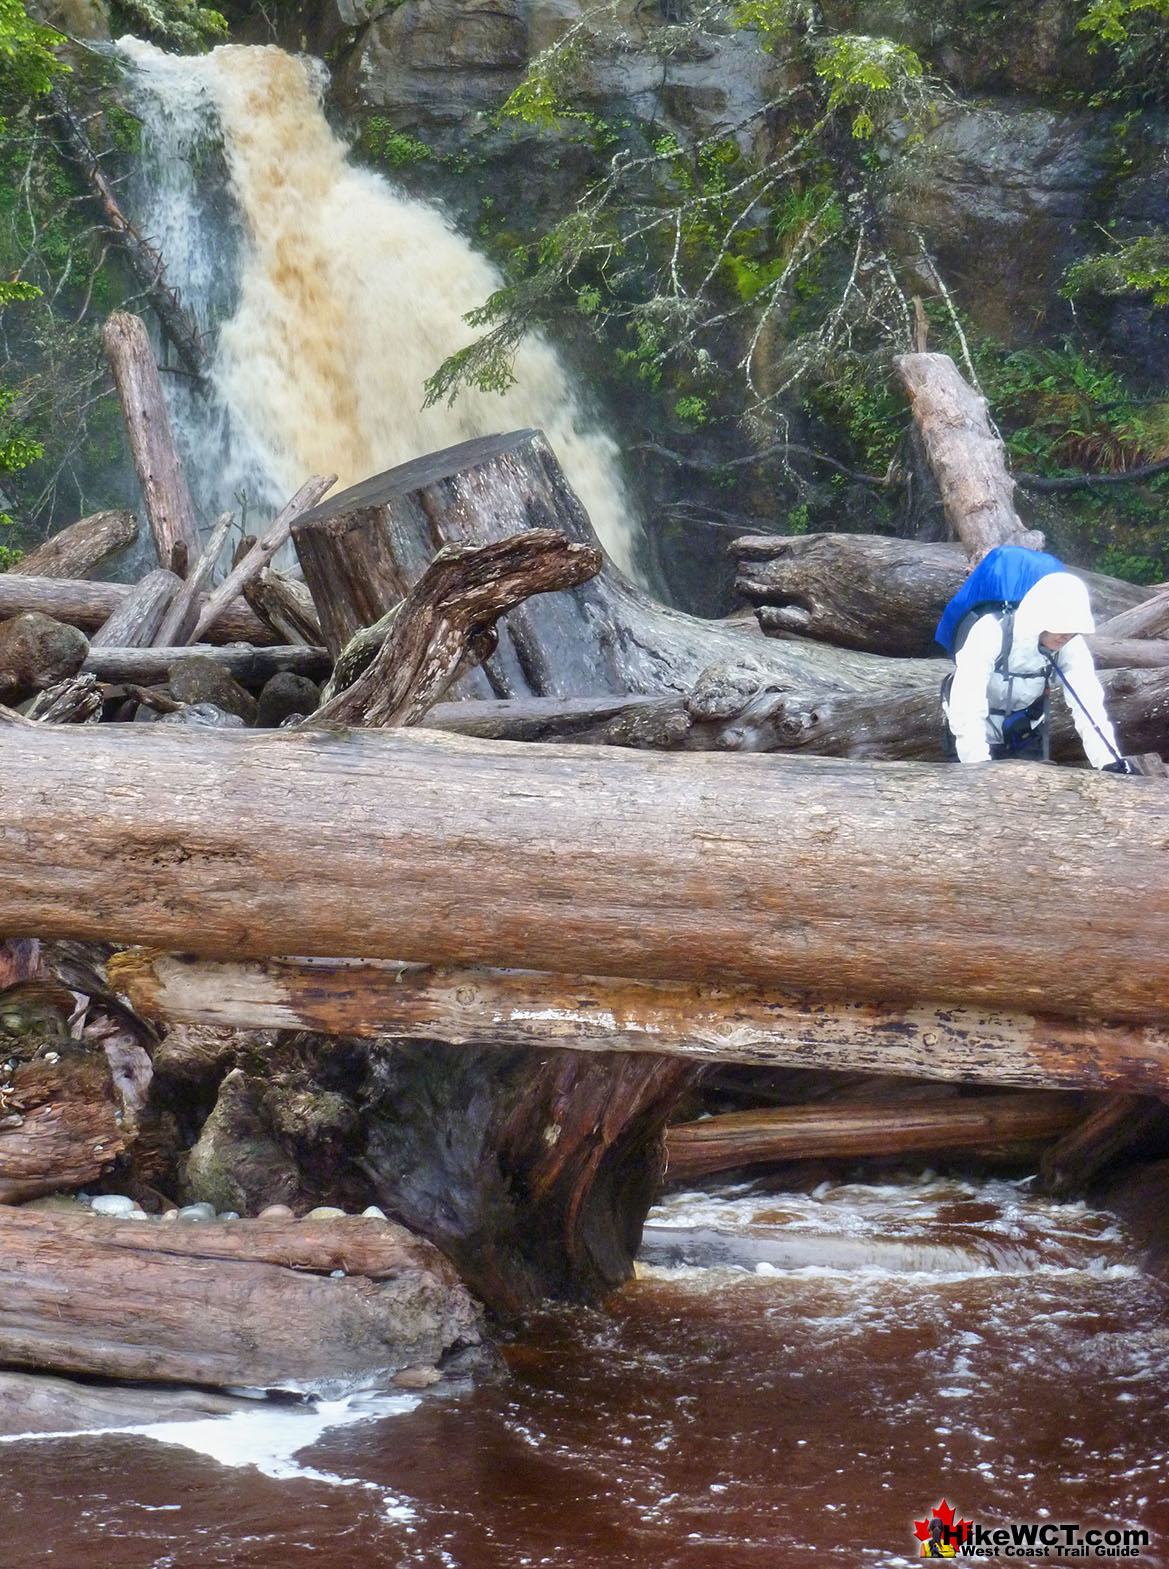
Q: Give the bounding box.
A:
[3,1175,1168,1568]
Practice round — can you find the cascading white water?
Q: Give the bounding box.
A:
[116,39,639,574]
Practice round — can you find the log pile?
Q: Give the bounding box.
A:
[2,332,1169,1417]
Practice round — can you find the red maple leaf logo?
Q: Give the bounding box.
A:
[914,1498,972,1545]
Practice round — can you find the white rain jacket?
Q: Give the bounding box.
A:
[945,571,1122,767]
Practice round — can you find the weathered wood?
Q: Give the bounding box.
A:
[154,510,235,648]
[0,573,275,645]
[11,510,137,580]
[90,568,181,649]
[291,430,943,698]
[732,533,1148,656]
[191,476,335,644]
[109,951,1169,1097]
[1087,638,1169,669]
[1097,587,1169,642]
[1039,1093,1169,1196]
[309,532,601,729]
[0,1041,126,1202]
[664,1092,1084,1180]
[243,568,323,646]
[23,673,103,724]
[0,1209,480,1390]
[4,726,1168,1020]
[82,643,331,687]
[895,352,1045,559]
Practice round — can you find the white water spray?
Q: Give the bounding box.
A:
[117,39,639,573]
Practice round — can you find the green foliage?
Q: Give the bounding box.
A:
[1075,0,1169,98]
[109,0,228,51]
[1063,234,1169,306]
[673,394,710,425]
[359,119,435,169]
[1078,0,1169,47]
[812,33,927,140]
[0,0,66,105]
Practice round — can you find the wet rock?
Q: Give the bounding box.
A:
[165,656,259,724]
[158,702,249,728]
[256,670,320,728]
[180,1070,303,1215]
[89,1194,139,1218]
[177,1202,218,1222]
[394,1363,442,1388]
[0,614,88,705]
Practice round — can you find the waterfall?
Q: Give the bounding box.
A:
[115,39,639,574]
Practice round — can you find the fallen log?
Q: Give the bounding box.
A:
[291,430,942,698]
[0,1038,126,1202]
[23,673,103,724]
[664,1092,1084,1181]
[1039,1093,1169,1196]
[90,568,181,649]
[732,533,1148,656]
[0,573,275,646]
[243,568,323,646]
[154,510,235,648]
[0,1209,480,1391]
[1097,587,1169,642]
[191,475,335,644]
[309,531,601,728]
[82,642,331,687]
[5,726,1169,1021]
[10,510,137,580]
[102,311,202,577]
[108,952,1169,1097]
[895,352,1045,559]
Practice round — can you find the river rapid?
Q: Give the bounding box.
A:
[3,1173,1167,1567]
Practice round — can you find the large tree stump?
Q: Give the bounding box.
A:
[291,430,943,699]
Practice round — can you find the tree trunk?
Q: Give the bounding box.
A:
[108,950,1169,1098]
[1039,1093,1169,1196]
[4,725,1169,1021]
[895,352,1046,559]
[89,569,182,649]
[243,569,323,646]
[11,510,137,580]
[664,1092,1084,1181]
[732,532,1148,656]
[1097,587,1169,642]
[0,1041,126,1202]
[0,1209,480,1390]
[153,510,235,648]
[101,312,202,577]
[309,531,601,729]
[0,573,274,646]
[291,429,942,698]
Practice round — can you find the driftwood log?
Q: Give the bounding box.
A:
[82,643,331,687]
[0,1209,480,1390]
[154,510,235,648]
[109,951,1169,1099]
[732,533,1149,656]
[11,510,137,580]
[0,573,274,646]
[895,352,1045,559]
[102,312,201,577]
[90,568,181,649]
[664,1092,1084,1181]
[243,568,323,646]
[0,1039,127,1202]
[3,725,1168,1021]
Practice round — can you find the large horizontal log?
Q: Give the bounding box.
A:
[0,574,276,646]
[732,533,1148,656]
[11,510,137,579]
[0,1209,480,1391]
[82,643,331,687]
[3,726,1167,1020]
[109,952,1169,1096]
[664,1092,1084,1181]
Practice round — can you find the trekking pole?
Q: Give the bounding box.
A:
[1043,653,1125,766]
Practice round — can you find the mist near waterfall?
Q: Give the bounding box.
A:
[117,40,639,574]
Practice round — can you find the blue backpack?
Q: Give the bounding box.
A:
[936,544,1064,758]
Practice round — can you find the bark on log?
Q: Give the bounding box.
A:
[664,1092,1084,1181]
[732,533,1148,656]
[0,1040,126,1202]
[895,352,1045,559]
[82,643,331,687]
[1039,1093,1169,1196]
[5,726,1169,1021]
[191,476,335,644]
[0,1209,480,1390]
[309,532,601,729]
[1086,638,1169,669]
[243,569,323,646]
[23,674,104,724]
[10,510,137,580]
[90,568,181,649]
[0,574,275,645]
[291,429,942,698]
[1097,587,1169,642]
[154,510,235,648]
[109,951,1169,1098]
[102,312,201,577]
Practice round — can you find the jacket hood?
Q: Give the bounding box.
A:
[1012,572,1095,655]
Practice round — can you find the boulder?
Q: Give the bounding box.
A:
[0,613,89,705]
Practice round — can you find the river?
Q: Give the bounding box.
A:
[4,1172,1167,1566]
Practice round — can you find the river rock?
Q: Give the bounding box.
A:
[256,670,320,727]
[181,1070,303,1215]
[165,656,259,724]
[0,613,88,704]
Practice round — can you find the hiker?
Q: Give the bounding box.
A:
[936,547,1132,770]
